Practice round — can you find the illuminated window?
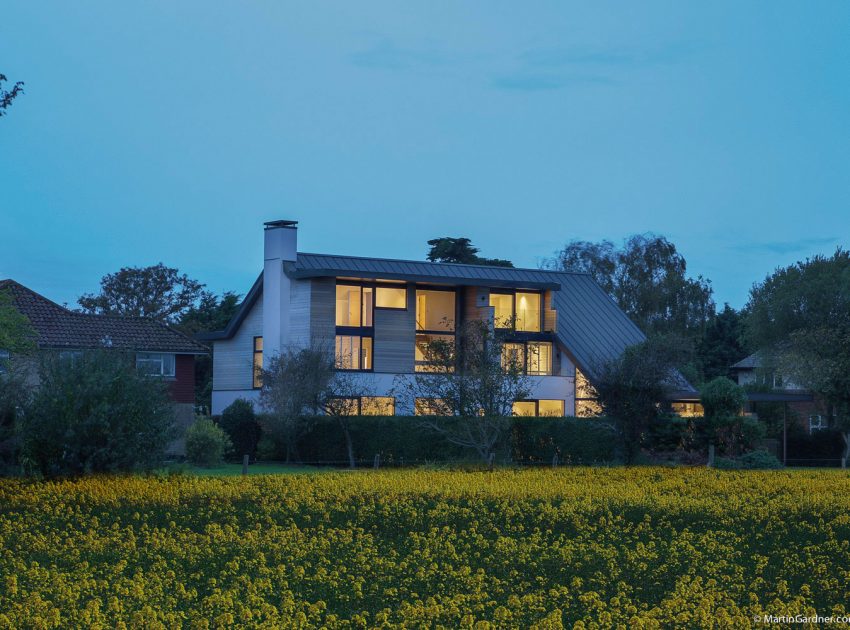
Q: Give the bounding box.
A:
[671,402,704,418]
[361,396,395,416]
[415,398,452,416]
[362,287,374,327]
[501,342,525,372]
[512,401,537,417]
[415,334,455,372]
[327,397,360,415]
[335,335,373,370]
[575,368,602,417]
[515,292,541,332]
[489,292,513,328]
[252,337,263,388]
[336,284,362,327]
[376,286,406,309]
[527,342,552,375]
[416,289,455,332]
[538,400,564,417]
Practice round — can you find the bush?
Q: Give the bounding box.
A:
[255,436,278,461]
[218,399,262,462]
[20,351,175,478]
[511,417,619,464]
[700,377,747,420]
[185,418,232,467]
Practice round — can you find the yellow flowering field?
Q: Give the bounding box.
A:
[1,468,849,629]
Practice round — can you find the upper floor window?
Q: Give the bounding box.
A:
[416,289,455,332]
[136,352,176,377]
[489,291,541,332]
[335,335,372,371]
[500,340,552,375]
[376,286,406,309]
[336,284,373,328]
[253,337,263,389]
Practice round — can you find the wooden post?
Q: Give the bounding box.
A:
[242,454,249,476]
[552,453,559,468]
[707,444,715,468]
[373,453,381,469]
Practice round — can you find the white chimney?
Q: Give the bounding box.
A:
[263,220,298,364]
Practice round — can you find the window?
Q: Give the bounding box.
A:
[512,400,565,417]
[415,334,454,372]
[490,292,513,328]
[362,287,374,327]
[501,342,525,372]
[361,396,395,416]
[253,337,263,389]
[500,341,552,375]
[416,289,455,332]
[376,286,406,309]
[336,284,363,327]
[671,402,703,418]
[575,368,602,417]
[489,290,541,331]
[335,335,373,370]
[809,415,827,434]
[327,397,361,416]
[415,398,452,416]
[515,292,541,332]
[575,400,603,418]
[526,342,552,375]
[136,352,176,377]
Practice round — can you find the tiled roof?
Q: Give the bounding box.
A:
[0,279,208,354]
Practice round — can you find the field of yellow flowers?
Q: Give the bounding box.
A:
[1,468,849,628]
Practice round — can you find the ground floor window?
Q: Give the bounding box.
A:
[512,399,565,417]
[136,352,176,377]
[575,368,602,417]
[671,402,704,417]
[335,335,373,370]
[809,415,827,434]
[414,397,452,416]
[327,396,395,416]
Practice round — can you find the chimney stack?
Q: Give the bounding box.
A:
[262,220,298,365]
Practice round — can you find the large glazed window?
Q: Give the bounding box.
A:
[376,286,406,309]
[501,342,525,372]
[335,335,372,370]
[416,289,455,332]
[489,293,513,328]
[336,285,362,327]
[515,292,541,332]
[526,341,552,376]
[415,333,455,372]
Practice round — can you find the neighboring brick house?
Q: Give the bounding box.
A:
[0,279,208,447]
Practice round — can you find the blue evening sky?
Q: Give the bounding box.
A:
[2,2,848,309]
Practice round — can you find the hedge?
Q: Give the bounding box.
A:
[253,415,620,466]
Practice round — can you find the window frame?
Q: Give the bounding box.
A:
[415,286,458,334]
[136,352,176,378]
[489,289,543,333]
[512,399,566,417]
[375,285,408,311]
[252,336,263,389]
[500,340,553,376]
[334,334,373,372]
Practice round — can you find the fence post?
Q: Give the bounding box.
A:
[707,444,715,468]
[242,454,249,476]
[373,453,381,469]
[552,453,559,468]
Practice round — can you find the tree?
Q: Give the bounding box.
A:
[0,289,36,354]
[547,234,714,340]
[323,371,376,468]
[218,398,262,462]
[697,304,748,381]
[20,351,175,477]
[394,319,533,463]
[700,377,761,456]
[427,237,514,268]
[260,347,335,462]
[594,336,687,464]
[744,249,850,461]
[178,290,241,412]
[0,74,24,117]
[78,263,205,323]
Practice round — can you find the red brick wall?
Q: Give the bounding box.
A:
[169,354,196,404]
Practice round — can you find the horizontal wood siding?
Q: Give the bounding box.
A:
[212,298,263,391]
[374,285,415,373]
[289,278,312,349]
[310,278,336,353]
[168,354,196,404]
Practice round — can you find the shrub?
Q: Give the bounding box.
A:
[511,417,619,464]
[255,436,279,461]
[20,351,175,477]
[218,399,262,461]
[715,449,783,470]
[700,377,747,420]
[185,418,232,467]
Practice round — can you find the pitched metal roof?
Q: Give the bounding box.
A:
[0,279,209,354]
[203,252,669,383]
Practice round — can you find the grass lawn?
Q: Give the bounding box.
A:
[185,461,322,476]
[1,467,848,627]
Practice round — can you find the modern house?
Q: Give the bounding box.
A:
[0,279,208,432]
[203,220,698,416]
